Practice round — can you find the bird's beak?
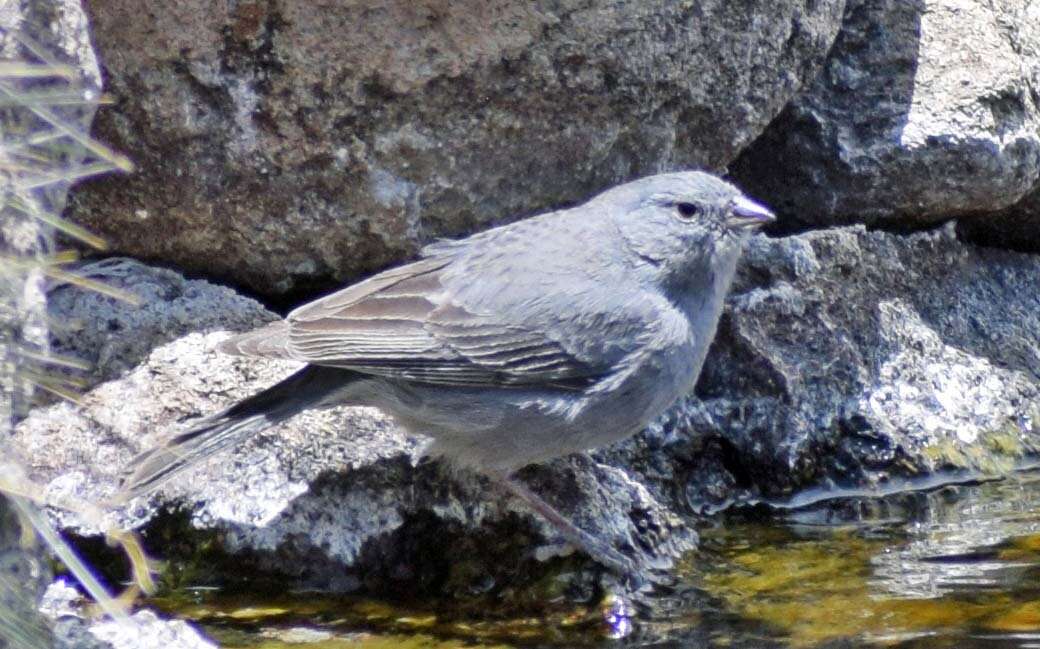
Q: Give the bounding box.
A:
[728,196,775,229]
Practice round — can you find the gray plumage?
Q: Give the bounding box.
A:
[122,171,773,575]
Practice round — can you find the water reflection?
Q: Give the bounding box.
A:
[155,469,1040,648]
[693,469,1040,647]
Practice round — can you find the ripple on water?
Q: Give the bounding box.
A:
[692,468,1040,647]
[152,469,1040,648]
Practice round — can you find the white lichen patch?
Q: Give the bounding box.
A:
[192,451,309,529]
[222,483,405,566]
[858,299,1037,466]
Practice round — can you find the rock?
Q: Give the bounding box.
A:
[660,225,1040,510]
[14,261,694,597]
[730,0,1040,236]
[40,580,215,649]
[48,258,275,386]
[16,227,1040,596]
[87,611,214,649]
[67,0,845,296]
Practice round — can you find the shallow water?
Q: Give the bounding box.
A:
[156,468,1040,648]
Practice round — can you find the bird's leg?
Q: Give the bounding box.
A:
[491,472,640,581]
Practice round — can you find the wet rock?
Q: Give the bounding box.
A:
[649,225,1040,509]
[87,611,215,649]
[48,258,274,386]
[14,260,694,597]
[14,227,1040,594]
[731,0,1040,242]
[40,580,215,649]
[67,0,845,297]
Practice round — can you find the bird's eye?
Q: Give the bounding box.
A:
[675,202,700,219]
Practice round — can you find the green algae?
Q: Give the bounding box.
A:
[921,417,1039,476]
[151,586,628,648]
[695,525,991,646]
[147,469,1040,648]
[691,470,1040,647]
[208,625,514,649]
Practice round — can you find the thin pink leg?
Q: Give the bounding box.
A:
[493,473,639,579]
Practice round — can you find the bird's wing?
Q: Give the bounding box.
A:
[222,256,609,389]
[218,320,294,358]
[217,259,451,360]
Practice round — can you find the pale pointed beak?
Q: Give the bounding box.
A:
[728,196,775,229]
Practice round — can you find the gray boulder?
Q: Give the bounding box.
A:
[731,0,1040,241]
[958,183,1040,254]
[17,260,693,595]
[657,225,1040,510]
[14,227,1040,595]
[47,258,274,386]
[67,0,845,296]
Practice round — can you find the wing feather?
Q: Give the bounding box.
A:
[219,255,605,388]
[218,320,294,358]
[267,256,606,388]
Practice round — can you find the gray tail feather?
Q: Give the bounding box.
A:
[118,365,358,501]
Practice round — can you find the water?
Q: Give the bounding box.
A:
[692,471,1040,648]
[154,469,1040,648]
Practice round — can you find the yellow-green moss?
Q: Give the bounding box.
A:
[694,520,1040,647]
[922,418,1038,475]
[152,585,627,649]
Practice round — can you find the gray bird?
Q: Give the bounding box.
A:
[122,171,774,577]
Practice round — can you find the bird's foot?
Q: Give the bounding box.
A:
[493,473,672,591]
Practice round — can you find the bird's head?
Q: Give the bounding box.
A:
[596,171,774,287]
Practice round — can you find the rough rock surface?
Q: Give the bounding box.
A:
[731,0,1040,238]
[16,262,693,596]
[48,258,275,386]
[41,580,215,649]
[958,182,1040,254]
[14,228,1040,594]
[68,0,845,296]
[632,224,1040,511]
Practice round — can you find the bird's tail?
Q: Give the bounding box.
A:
[118,365,358,501]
